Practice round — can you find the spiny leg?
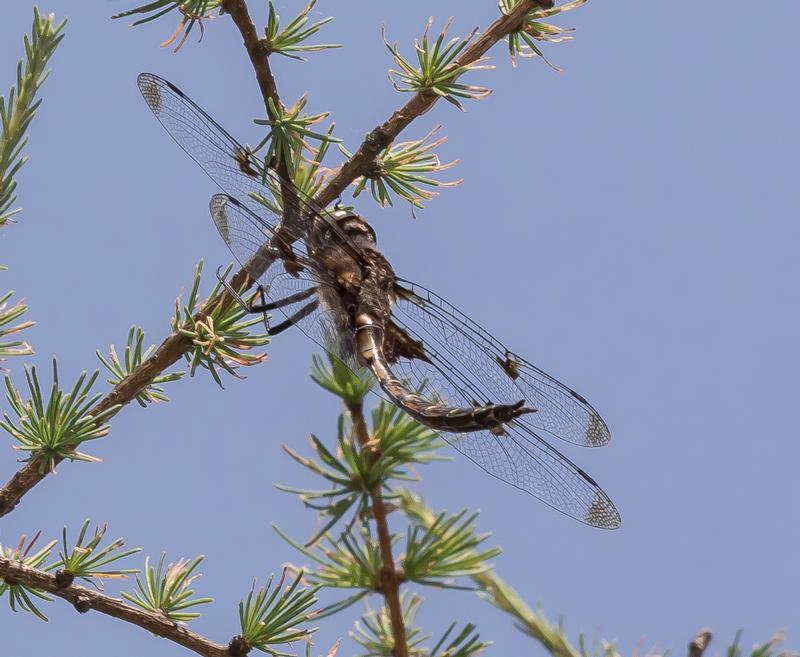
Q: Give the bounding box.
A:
[267,299,320,336]
[215,266,318,335]
[214,265,316,313]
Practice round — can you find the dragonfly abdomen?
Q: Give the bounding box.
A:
[356,315,534,434]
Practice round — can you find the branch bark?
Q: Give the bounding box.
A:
[0,0,294,519]
[313,0,553,208]
[347,401,409,657]
[0,0,552,518]
[0,557,236,657]
[221,0,304,246]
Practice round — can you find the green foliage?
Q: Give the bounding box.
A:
[352,592,489,657]
[0,8,66,226]
[53,519,140,587]
[262,0,341,61]
[279,354,442,544]
[0,360,119,473]
[725,630,791,657]
[279,430,377,543]
[399,488,582,657]
[402,510,500,587]
[429,622,490,657]
[275,524,381,591]
[500,0,586,70]
[121,553,212,623]
[281,357,498,656]
[173,261,269,386]
[112,1,222,51]
[253,95,339,177]
[97,326,185,407]
[0,288,34,365]
[253,122,339,215]
[383,18,493,111]
[238,571,320,655]
[366,400,446,478]
[351,592,426,657]
[0,532,57,621]
[310,350,373,405]
[345,127,461,211]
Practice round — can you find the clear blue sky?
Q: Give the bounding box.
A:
[2,2,799,656]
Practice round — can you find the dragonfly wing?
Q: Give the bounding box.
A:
[394,280,610,447]
[382,300,620,528]
[447,423,620,528]
[209,194,359,370]
[138,73,282,220]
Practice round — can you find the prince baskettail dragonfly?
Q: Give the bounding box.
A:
[138,73,621,529]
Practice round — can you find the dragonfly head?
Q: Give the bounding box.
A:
[330,208,377,248]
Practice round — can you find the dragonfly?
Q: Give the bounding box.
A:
[138,73,621,529]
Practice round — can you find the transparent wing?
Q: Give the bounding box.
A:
[446,424,620,528]
[209,194,359,369]
[138,73,281,220]
[394,280,610,447]
[385,290,619,527]
[139,72,369,285]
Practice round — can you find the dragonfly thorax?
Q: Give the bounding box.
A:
[330,208,377,249]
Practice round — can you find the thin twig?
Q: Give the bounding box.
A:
[397,488,582,657]
[688,628,713,657]
[313,0,553,208]
[0,0,294,518]
[221,0,303,239]
[0,0,553,517]
[347,401,409,657]
[0,557,235,657]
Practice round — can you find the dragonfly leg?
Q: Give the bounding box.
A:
[267,299,319,336]
[215,265,257,312]
[214,265,316,313]
[253,286,317,312]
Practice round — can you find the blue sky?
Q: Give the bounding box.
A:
[2,2,799,656]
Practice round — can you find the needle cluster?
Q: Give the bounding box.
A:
[0,532,57,620]
[0,287,34,365]
[383,18,494,112]
[345,126,462,212]
[499,0,587,69]
[173,261,269,385]
[0,8,65,225]
[1,4,792,657]
[277,353,501,657]
[112,1,223,51]
[97,326,186,407]
[1,360,119,473]
[262,0,341,61]
[122,554,213,623]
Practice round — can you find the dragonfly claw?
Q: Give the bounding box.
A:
[215,265,250,313]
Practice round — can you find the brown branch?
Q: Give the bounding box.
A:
[0,334,195,517]
[0,0,554,518]
[0,0,296,519]
[346,401,409,657]
[221,0,303,239]
[688,628,713,657]
[314,0,554,208]
[0,557,240,657]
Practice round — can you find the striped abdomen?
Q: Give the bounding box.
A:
[355,314,534,435]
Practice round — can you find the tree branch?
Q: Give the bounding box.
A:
[314,0,554,208]
[0,0,553,518]
[0,0,297,519]
[347,401,409,657]
[0,557,237,657]
[397,488,583,657]
[221,0,303,242]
